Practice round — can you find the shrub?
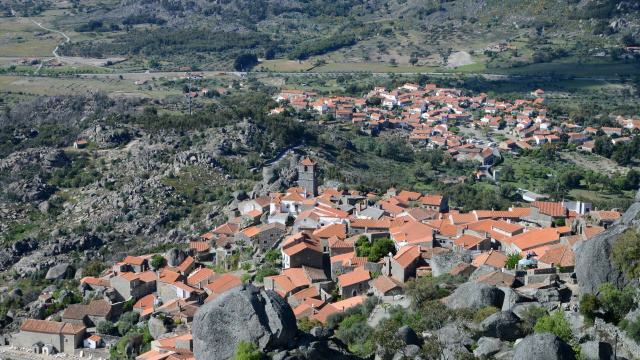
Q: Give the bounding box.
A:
[626,319,640,342]
[233,340,262,360]
[297,317,323,333]
[519,306,548,335]
[83,262,108,277]
[151,254,165,269]
[580,294,599,324]
[505,254,522,269]
[473,306,500,324]
[118,321,134,336]
[120,311,140,324]
[611,229,640,279]
[598,283,636,322]
[534,311,572,343]
[97,320,115,335]
[255,265,279,283]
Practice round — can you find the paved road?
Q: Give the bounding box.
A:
[74,70,631,82]
[17,16,114,72]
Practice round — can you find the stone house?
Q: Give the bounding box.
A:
[235,226,259,246]
[158,281,200,303]
[338,270,371,298]
[62,299,112,327]
[384,245,423,283]
[109,272,157,302]
[281,233,323,269]
[258,222,286,253]
[15,319,86,355]
[370,275,403,297]
[529,201,567,226]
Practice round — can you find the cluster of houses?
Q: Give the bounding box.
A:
[486,44,518,52]
[9,154,625,357]
[270,84,638,166]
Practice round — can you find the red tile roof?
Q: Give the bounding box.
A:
[370,275,403,293]
[393,245,421,268]
[532,201,567,217]
[21,319,86,334]
[338,270,370,287]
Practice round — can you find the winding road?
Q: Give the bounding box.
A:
[17,15,114,73]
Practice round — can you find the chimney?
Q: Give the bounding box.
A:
[348,259,352,266]
[418,245,421,252]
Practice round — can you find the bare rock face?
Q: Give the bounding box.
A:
[511,333,576,360]
[431,252,472,277]
[263,168,279,184]
[446,283,505,310]
[45,263,72,280]
[166,248,185,267]
[5,174,53,202]
[192,284,297,360]
[573,199,640,295]
[479,311,523,341]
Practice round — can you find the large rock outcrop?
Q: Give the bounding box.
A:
[512,333,576,360]
[431,252,472,277]
[446,282,505,310]
[479,311,523,341]
[192,284,297,360]
[45,263,72,280]
[573,198,640,295]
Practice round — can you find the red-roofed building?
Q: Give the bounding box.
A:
[281,232,323,269]
[16,319,86,354]
[370,275,403,296]
[338,270,371,298]
[385,245,424,282]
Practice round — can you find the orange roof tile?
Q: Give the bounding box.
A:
[313,224,346,239]
[532,201,567,217]
[370,275,403,293]
[338,270,370,287]
[583,226,605,239]
[280,267,309,286]
[241,226,260,238]
[393,245,421,268]
[187,267,215,286]
[473,250,508,268]
[300,158,317,165]
[538,245,574,267]
[292,286,320,300]
[190,241,210,252]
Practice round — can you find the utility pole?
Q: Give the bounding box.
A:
[188,72,192,116]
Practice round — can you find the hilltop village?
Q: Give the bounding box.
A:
[270,83,638,167]
[6,151,623,359]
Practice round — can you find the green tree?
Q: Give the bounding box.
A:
[505,254,522,269]
[598,283,636,322]
[368,238,395,262]
[151,254,165,269]
[519,306,548,335]
[265,249,280,265]
[232,340,262,360]
[147,59,160,69]
[83,262,107,277]
[534,311,572,343]
[367,96,381,106]
[579,294,599,324]
[97,321,115,335]
[611,229,640,279]
[255,265,279,283]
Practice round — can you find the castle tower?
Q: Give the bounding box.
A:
[298,157,318,197]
